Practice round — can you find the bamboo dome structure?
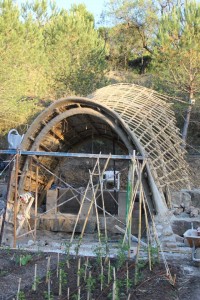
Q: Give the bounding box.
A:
[9,83,189,214]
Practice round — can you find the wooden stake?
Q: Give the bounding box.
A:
[97,162,108,250]
[108,259,111,284]
[78,286,81,300]
[70,157,100,245]
[77,258,81,287]
[16,277,21,300]
[59,269,62,296]
[126,262,129,293]
[77,155,111,251]
[47,278,51,300]
[112,267,117,300]
[34,164,39,241]
[13,153,19,248]
[134,162,143,285]
[67,287,70,300]
[142,189,152,271]
[84,256,88,281]
[33,264,37,291]
[87,271,91,300]
[56,253,60,278]
[46,256,51,283]
[100,265,104,291]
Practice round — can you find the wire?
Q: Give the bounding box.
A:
[0,154,17,176]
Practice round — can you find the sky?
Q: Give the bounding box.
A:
[17,0,107,24]
[57,0,106,21]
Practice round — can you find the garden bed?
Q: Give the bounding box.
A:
[0,248,200,300]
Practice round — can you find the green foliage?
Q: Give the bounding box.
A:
[152,1,200,101]
[134,259,147,284]
[44,291,54,300]
[17,291,26,300]
[0,0,107,135]
[16,254,32,266]
[86,275,96,292]
[116,240,129,270]
[43,3,106,97]
[32,276,41,290]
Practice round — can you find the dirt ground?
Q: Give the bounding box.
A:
[0,248,199,300]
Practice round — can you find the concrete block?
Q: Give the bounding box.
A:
[80,190,93,217]
[46,189,58,214]
[118,191,126,219]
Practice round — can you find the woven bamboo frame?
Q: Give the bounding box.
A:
[15,83,189,196]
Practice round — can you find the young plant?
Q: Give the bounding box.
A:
[44,291,54,300]
[16,254,32,266]
[59,269,67,296]
[116,240,129,270]
[17,291,26,300]
[86,271,96,300]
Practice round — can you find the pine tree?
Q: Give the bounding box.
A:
[153,0,200,143]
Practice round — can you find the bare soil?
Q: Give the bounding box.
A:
[0,249,199,300]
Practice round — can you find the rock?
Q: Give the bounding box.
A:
[50,242,61,248]
[0,200,5,210]
[171,192,182,207]
[195,248,200,259]
[172,220,200,236]
[190,208,199,218]
[163,225,173,236]
[185,206,195,214]
[165,242,177,249]
[173,208,184,215]
[189,189,200,208]
[156,225,163,230]
[27,239,34,246]
[171,191,191,208]
[160,235,177,244]
[181,191,192,208]
[174,234,184,243]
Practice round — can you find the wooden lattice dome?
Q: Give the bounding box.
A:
[15,83,189,203]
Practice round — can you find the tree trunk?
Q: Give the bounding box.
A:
[182,91,194,147]
[182,104,192,146]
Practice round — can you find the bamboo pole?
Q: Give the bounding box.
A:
[70,157,100,245]
[84,256,88,281]
[77,258,81,287]
[47,278,51,300]
[59,269,62,296]
[16,277,21,300]
[90,168,101,245]
[33,264,37,291]
[57,253,60,278]
[78,287,81,300]
[108,259,111,284]
[126,262,129,294]
[134,162,143,285]
[112,267,117,300]
[100,265,104,291]
[142,189,152,271]
[77,155,111,251]
[13,153,19,248]
[97,161,108,250]
[87,271,91,300]
[46,256,51,283]
[34,164,39,241]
